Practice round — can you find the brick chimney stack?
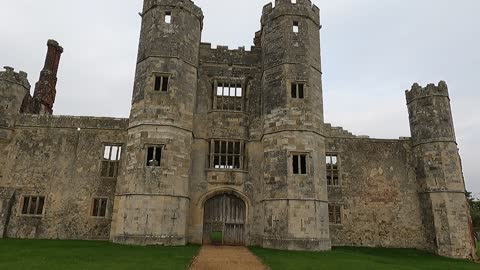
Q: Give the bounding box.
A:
[33,39,63,115]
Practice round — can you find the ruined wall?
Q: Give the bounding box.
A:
[325,128,430,249]
[188,44,264,245]
[1,115,127,240]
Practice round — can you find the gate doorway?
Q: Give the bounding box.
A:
[203,194,246,245]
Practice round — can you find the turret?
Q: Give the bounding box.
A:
[0,67,30,131]
[406,82,477,259]
[111,0,203,245]
[260,0,331,251]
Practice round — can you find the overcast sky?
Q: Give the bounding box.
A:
[1,0,479,196]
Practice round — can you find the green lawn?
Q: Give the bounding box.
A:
[250,245,480,270]
[0,239,199,270]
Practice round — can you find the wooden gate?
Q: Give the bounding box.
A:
[203,194,246,245]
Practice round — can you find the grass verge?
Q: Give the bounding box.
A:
[250,245,480,270]
[0,239,199,270]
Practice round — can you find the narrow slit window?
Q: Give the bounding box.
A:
[162,76,169,92]
[293,21,299,33]
[165,12,172,24]
[292,154,307,175]
[291,83,297,98]
[146,146,163,167]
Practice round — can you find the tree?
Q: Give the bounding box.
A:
[467,192,480,240]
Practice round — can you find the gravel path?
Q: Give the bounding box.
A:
[189,246,268,270]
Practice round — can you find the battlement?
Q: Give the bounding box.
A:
[199,43,261,66]
[262,0,320,26]
[142,0,203,21]
[405,81,449,104]
[0,66,31,89]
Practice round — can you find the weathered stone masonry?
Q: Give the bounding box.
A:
[0,0,476,260]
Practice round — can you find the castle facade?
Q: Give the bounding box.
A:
[0,0,477,260]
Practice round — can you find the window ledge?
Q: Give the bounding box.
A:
[329,223,343,227]
[206,169,248,174]
[19,215,43,218]
[327,185,342,188]
[208,110,248,116]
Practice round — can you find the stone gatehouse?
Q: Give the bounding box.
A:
[0,0,477,260]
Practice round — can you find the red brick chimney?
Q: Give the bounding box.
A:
[33,39,63,115]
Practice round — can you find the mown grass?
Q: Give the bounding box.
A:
[0,239,199,270]
[250,244,480,270]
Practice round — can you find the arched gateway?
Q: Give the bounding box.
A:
[203,194,246,245]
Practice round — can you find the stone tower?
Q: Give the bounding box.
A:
[260,0,330,250]
[0,67,30,182]
[406,82,477,259]
[110,0,203,245]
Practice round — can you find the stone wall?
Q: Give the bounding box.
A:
[325,134,430,250]
[1,115,127,240]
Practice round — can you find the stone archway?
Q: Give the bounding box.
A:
[202,193,246,245]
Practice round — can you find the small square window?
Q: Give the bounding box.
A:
[291,83,305,99]
[293,21,299,33]
[165,12,172,24]
[21,196,45,216]
[154,76,169,92]
[92,198,108,217]
[146,146,163,167]
[292,154,307,175]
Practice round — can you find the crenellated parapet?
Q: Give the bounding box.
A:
[0,66,31,90]
[199,43,262,66]
[406,81,455,146]
[261,0,320,27]
[141,0,203,25]
[405,81,449,105]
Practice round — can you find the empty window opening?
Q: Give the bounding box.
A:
[214,82,243,111]
[328,204,342,224]
[146,146,163,167]
[165,12,172,24]
[92,198,108,217]
[292,154,307,175]
[21,196,45,216]
[209,140,246,170]
[154,76,169,92]
[291,83,305,99]
[326,154,339,186]
[291,0,297,3]
[293,21,299,33]
[101,145,122,178]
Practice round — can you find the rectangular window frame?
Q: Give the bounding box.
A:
[326,154,340,186]
[291,152,309,175]
[20,195,46,217]
[165,11,172,24]
[212,80,245,112]
[291,82,306,99]
[208,139,246,171]
[100,144,123,178]
[328,204,342,225]
[293,21,299,33]
[153,74,171,92]
[91,197,109,218]
[145,145,164,167]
